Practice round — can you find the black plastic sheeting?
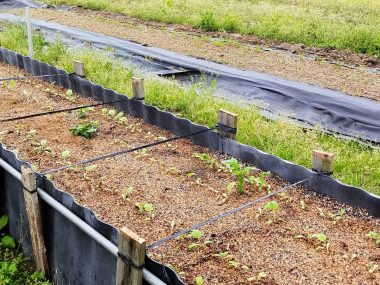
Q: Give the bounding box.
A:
[0,14,379,143]
[0,48,380,285]
[0,0,44,9]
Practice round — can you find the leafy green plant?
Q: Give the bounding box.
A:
[121,187,134,201]
[223,158,253,194]
[193,153,218,168]
[246,171,271,192]
[263,200,281,224]
[187,229,203,240]
[367,231,380,245]
[26,129,37,141]
[61,150,71,161]
[295,232,330,250]
[195,275,204,285]
[0,215,15,249]
[197,11,218,31]
[70,121,100,139]
[32,140,52,154]
[76,107,94,118]
[247,272,267,282]
[135,202,154,220]
[66,89,75,102]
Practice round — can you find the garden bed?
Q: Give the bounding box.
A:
[0,61,380,284]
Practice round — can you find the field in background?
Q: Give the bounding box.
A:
[41,0,380,57]
[0,23,379,194]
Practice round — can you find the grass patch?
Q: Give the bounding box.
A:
[41,0,380,57]
[0,23,379,195]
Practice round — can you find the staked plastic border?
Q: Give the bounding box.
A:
[0,47,379,285]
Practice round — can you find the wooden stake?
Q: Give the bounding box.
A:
[21,166,49,277]
[312,150,334,174]
[132,77,145,101]
[73,60,85,77]
[116,227,146,285]
[25,8,34,58]
[218,109,237,139]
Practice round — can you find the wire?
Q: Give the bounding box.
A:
[41,126,218,176]
[147,175,316,250]
[0,98,130,123]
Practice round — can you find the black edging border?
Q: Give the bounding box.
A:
[0,47,379,284]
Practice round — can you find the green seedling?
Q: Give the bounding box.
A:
[121,187,134,201]
[247,171,271,192]
[264,200,281,224]
[61,150,71,161]
[295,232,330,250]
[213,251,232,259]
[33,140,52,154]
[223,158,254,194]
[187,229,203,240]
[76,107,94,118]
[26,129,37,141]
[367,262,379,273]
[0,215,15,249]
[194,153,218,168]
[247,272,267,282]
[327,208,346,224]
[195,275,204,285]
[367,231,380,245]
[70,121,100,139]
[229,260,240,268]
[135,202,154,220]
[300,200,307,210]
[83,164,97,180]
[66,89,75,102]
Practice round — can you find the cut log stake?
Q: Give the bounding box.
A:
[312,150,334,174]
[116,227,146,285]
[21,166,49,277]
[73,61,85,77]
[132,77,145,101]
[218,109,237,139]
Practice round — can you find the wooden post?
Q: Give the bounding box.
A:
[218,109,237,139]
[312,150,334,174]
[21,166,49,277]
[116,227,146,285]
[132,77,145,102]
[73,61,85,77]
[25,8,34,58]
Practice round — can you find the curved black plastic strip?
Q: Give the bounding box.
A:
[0,14,379,143]
[0,47,379,285]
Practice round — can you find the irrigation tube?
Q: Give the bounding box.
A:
[0,158,167,285]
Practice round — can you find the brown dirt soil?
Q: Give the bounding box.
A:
[6,8,380,102]
[0,62,380,285]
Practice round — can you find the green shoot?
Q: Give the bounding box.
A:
[61,150,71,161]
[367,231,380,245]
[0,215,15,249]
[187,229,203,240]
[76,107,94,118]
[195,276,204,285]
[33,140,52,154]
[66,89,75,102]
[70,121,100,139]
[135,202,154,220]
[121,187,134,200]
[223,158,253,194]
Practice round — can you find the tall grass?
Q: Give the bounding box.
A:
[0,23,379,194]
[41,0,380,57]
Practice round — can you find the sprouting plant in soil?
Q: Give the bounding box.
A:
[222,158,254,194]
[121,187,134,201]
[193,153,219,169]
[33,139,53,154]
[317,207,346,224]
[366,231,380,245]
[294,232,330,250]
[83,164,97,181]
[195,275,204,285]
[0,215,15,249]
[61,150,71,161]
[246,171,271,192]
[26,129,37,141]
[76,107,94,118]
[367,262,379,273]
[70,121,100,139]
[263,200,282,224]
[247,272,267,282]
[135,202,154,220]
[66,89,76,102]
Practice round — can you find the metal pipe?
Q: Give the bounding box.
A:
[0,158,167,285]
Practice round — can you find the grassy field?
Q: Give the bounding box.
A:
[0,23,379,195]
[41,0,380,57]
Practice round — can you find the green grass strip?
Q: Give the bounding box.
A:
[41,0,380,57]
[0,23,379,195]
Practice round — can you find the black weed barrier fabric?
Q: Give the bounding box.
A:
[0,47,380,285]
[0,14,379,143]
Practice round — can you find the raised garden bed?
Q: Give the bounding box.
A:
[0,58,380,285]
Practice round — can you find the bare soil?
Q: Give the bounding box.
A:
[0,62,379,284]
[6,8,380,102]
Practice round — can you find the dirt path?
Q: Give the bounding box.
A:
[6,7,380,102]
[0,62,379,284]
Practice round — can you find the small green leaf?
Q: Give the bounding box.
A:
[227,181,236,191]
[188,229,203,240]
[195,275,204,285]
[264,201,279,211]
[311,233,328,242]
[1,235,15,249]
[0,215,8,231]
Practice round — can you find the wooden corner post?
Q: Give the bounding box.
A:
[218,109,237,140]
[132,77,145,102]
[312,150,334,175]
[116,227,146,285]
[21,166,49,277]
[73,60,85,77]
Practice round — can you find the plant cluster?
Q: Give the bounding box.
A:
[70,121,100,139]
[367,231,380,245]
[135,202,154,220]
[102,108,128,125]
